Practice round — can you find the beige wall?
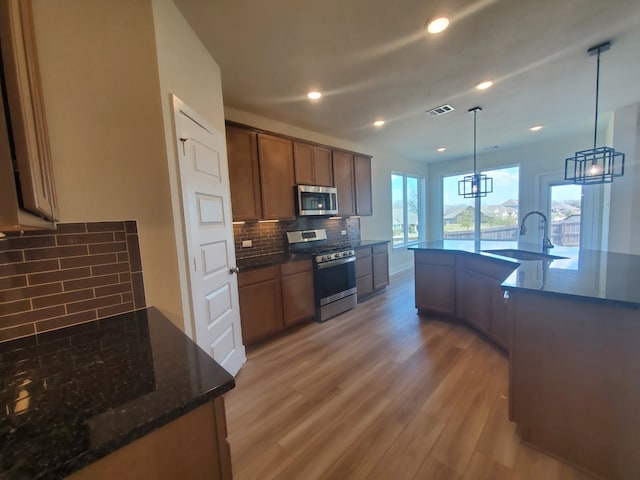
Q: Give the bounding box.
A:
[151,0,228,336]
[31,0,183,326]
[225,107,428,274]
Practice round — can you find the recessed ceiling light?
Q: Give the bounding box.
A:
[373,120,385,127]
[437,147,446,152]
[476,81,493,90]
[426,17,449,34]
[530,125,544,131]
[307,91,322,100]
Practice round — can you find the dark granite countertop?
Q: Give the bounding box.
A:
[409,240,640,307]
[0,307,235,479]
[236,252,312,272]
[352,239,390,248]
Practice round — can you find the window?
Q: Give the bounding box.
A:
[392,173,423,247]
[550,184,582,246]
[443,166,519,240]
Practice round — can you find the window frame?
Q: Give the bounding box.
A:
[441,165,520,241]
[392,172,425,248]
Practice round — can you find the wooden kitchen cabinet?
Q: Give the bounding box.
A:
[332,150,356,216]
[414,250,457,316]
[332,150,373,217]
[354,154,373,216]
[238,265,284,345]
[372,244,389,290]
[238,260,315,345]
[257,133,295,220]
[225,125,262,221]
[0,0,57,231]
[456,253,516,350]
[281,260,315,326]
[293,141,333,186]
[355,243,389,301]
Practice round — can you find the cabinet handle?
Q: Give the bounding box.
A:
[229,267,240,274]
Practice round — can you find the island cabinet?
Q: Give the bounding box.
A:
[225,125,262,221]
[414,250,457,316]
[355,243,389,301]
[456,254,516,350]
[332,150,373,217]
[508,291,640,480]
[238,259,315,345]
[0,0,57,231]
[257,133,295,219]
[293,141,333,186]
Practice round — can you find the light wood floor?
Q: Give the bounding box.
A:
[225,269,596,480]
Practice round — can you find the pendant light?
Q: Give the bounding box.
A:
[458,106,493,198]
[565,41,625,184]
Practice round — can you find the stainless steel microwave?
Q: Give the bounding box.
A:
[295,185,338,216]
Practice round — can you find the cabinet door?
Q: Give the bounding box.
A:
[458,270,492,333]
[226,126,262,221]
[293,141,314,185]
[282,270,315,326]
[372,251,389,290]
[332,150,355,216]
[414,252,456,315]
[354,154,373,216]
[0,0,56,222]
[490,288,510,350]
[258,133,295,220]
[238,277,283,345]
[313,146,333,186]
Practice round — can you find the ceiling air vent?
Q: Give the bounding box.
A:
[426,104,455,117]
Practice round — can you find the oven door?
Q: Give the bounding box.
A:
[314,257,356,305]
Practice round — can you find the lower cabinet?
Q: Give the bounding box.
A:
[238,260,315,345]
[414,250,516,350]
[67,398,231,480]
[355,243,389,301]
[414,250,457,316]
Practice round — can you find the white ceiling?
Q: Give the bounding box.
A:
[173,0,640,164]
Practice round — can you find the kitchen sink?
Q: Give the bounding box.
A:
[482,249,568,261]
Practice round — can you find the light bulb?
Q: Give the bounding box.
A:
[590,163,601,175]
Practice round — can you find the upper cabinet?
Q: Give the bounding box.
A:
[293,141,333,187]
[226,125,262,221]
[333,150,373,217]
[226,122,373,221]
[354,154,372,216]
[0,0,57,231]
[332,150,356,216]
[257,133,295,220]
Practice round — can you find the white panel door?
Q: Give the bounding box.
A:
[173,96,245,376]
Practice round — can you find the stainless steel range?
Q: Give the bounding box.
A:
[287,229,357,322]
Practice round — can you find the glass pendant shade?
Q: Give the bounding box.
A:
[458,106,493,198]
[564,41,625,185]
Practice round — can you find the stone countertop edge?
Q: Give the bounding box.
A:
[408,240,640,308]
[0,307,235,480]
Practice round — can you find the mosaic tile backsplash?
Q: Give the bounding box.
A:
[0,221,145,342]
[233,217,360,259]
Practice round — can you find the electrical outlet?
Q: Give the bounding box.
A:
[242,240,253,248]
[340,230,347,236]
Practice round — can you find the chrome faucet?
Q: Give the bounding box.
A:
[519,211,554,251]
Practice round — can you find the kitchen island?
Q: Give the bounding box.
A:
[410,241,640,479]
[0,307,235,479]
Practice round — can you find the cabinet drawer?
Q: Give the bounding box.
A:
[415,250,456,267]
[355,246,372,259]
[372,244,388,255]
[355,257,372,278]
[238,265,280,287]
[281,258,312,277]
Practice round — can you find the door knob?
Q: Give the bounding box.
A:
[229,267,240,274]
